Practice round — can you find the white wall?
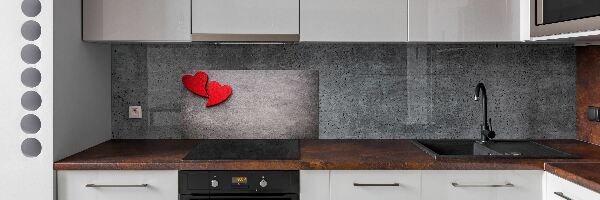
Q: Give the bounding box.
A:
[1,0,110,198]
[0,0,54,199]
[53,0,111,161]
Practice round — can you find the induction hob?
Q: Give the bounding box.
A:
[183,139,300,160]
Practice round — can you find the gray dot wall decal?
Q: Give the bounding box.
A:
[21,68,41,87]
[21,0,43,159]
[21,20,41,41]
[20,114,41,134]
[21,44,41,64]
[21,91,42,111]
[21,0,41,17]
[21,138,42,157]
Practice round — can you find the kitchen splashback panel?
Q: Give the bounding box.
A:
[112,44,576,139]
[182,70,318,139]
[114,68,318,139]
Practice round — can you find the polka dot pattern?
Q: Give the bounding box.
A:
[21,0,42,157]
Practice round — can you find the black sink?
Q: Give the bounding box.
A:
[412,140,577,160]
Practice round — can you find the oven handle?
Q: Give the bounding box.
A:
[180,194,298,200]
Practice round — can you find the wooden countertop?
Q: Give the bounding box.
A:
[545,162,600,194]
[55,139,600,170]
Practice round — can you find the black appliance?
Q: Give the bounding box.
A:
[183,139,300,160]
[536,0,600,25]
[533,0,600,37]
[179,171,299,200]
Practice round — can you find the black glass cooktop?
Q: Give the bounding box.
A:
[183,139,300,160]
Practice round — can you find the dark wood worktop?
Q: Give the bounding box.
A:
[55,139,600,170]
[545,162,600,194]
[54,139,304,170]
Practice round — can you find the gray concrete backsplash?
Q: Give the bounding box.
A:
[112,43,576,139]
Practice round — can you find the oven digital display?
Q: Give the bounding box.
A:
[232,177,248,185]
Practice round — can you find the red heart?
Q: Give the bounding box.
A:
[206,81,232,107]
[182,71,209,97]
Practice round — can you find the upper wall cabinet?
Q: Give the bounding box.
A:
[191,0,300,42]
[82,0,532,42]
[83,0,191,42]
[409,0,530,42]
[300,0,408,42]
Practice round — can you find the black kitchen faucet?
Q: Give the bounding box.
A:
[474,83,495,142]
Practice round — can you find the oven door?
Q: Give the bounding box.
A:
[532,0,600,37]
[180,194,299,200]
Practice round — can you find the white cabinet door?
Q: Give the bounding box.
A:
[421,170,543,200]
[330,170,420,200]
[409,0,529,42]
[192,0,299,39]
[82,0,191,41]
[301,0,408,42]
[301,170,330,200]
[545,172,600,200]
[57,170,178,200]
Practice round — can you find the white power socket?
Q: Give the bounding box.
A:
[129,106,142,119]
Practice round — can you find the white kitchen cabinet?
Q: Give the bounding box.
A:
[330,170,421,200]
[301,170,330,200]
[409,0,529,42]
[545,172,600,200]
[300,0,408,42]
[421,170,543,200]
[191,0,299,41]
[82,0,191,41]
[57,170,178,200]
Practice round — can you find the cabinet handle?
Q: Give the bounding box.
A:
[451,182,514,187]
[553,192,573,200]
[353,183,400,187]
[85,184,149,188]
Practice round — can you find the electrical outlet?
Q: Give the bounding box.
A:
[129,106,142,119]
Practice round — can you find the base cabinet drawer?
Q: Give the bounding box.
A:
[301,170,330,200]
[545,172,600,200]
[57,170,178,200]
[330,170,421,200]
[421,170,543,200]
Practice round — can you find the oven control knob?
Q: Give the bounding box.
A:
[211,180,219,188]
[259,179,268,188]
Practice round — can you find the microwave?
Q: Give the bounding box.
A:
[532,0,600,37]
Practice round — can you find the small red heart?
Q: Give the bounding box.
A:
[206,81,232,107]
[182,71,209,97]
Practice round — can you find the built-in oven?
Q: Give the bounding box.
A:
[532,0,600,37]
[179,171,299,200]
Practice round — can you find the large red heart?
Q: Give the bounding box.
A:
[206,81,232,107]
[182,71,209,97]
